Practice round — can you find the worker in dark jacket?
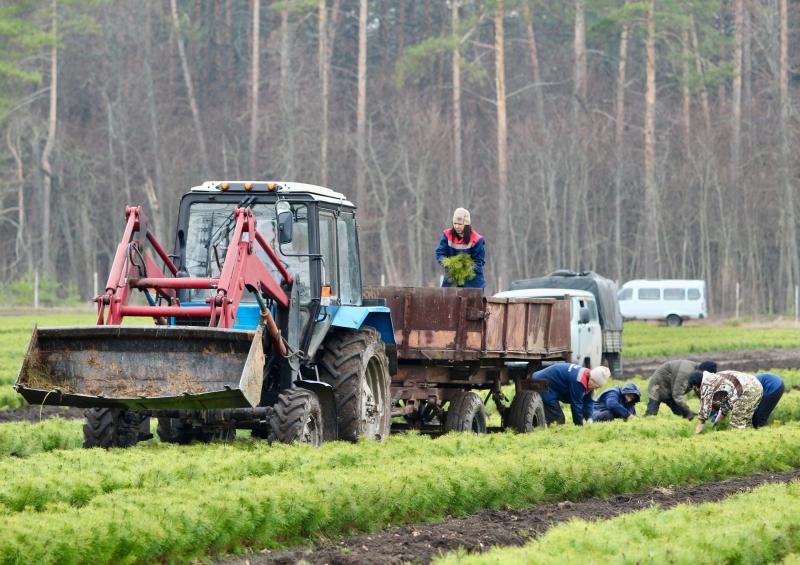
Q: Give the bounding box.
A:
[645,359,717,419]
[435,207,486,290]
[592,383,641,422]
[752,373,785,428]
[531,363,610,426]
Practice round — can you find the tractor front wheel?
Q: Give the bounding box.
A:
[83,408,147,448]
[318,328,392,441]
[270,388,324,445]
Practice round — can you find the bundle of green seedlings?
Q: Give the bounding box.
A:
[436,480,800,564]
[441,254,476,287]
[3,421,800,563]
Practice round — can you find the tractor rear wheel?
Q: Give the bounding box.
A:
[270,388,323,445]
[444,392,487,434]
[83,408,146,448]
[317,327,391,441]
[506,391,546,432]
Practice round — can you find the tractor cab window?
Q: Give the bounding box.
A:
[183,202,312,305]
[318,210,338,301]
[337,212,361,305]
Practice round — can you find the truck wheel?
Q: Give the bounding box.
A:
[605,353,624,379]
[156,418,191,444]
[666,314,682,327]
[506,391,546,432]
[83,408,144,448]
[270,388,323,445]
[445,392,487,434]
[318,328,391,441]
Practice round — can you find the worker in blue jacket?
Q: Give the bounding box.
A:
[435,207,486,289]
[752,373,785,428]
[531,362,610,426]
[592,383,641,422]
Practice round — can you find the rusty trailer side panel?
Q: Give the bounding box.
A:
[363,287,570,361]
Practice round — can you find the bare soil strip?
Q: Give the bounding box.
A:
[220,469,800,565]
[622,348,800,379]
[0,405,83,423]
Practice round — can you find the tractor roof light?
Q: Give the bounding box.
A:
[220,182,229,191]
[244,182,253,191]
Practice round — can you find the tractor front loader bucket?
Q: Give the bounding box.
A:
[15,325,265,410]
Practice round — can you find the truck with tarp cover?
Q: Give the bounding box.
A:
[510,270,624,377]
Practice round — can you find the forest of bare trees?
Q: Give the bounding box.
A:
[0,0,798,315]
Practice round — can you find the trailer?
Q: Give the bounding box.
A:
[363,286,571,434]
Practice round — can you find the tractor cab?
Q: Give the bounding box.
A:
[173,181,364,359]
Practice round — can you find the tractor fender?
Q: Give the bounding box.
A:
[329,306,397,375]
[295,380,338,441]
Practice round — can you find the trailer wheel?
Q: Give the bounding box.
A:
[444,392,487,434]
[83,408,144,448]
[317,327,391,441]
[270,388,323,445]
[507,391,546,432]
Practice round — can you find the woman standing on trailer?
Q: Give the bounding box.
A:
[435,207,486,290]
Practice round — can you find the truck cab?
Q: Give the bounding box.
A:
[493,288,602,368]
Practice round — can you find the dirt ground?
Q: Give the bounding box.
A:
[622,348,800,379]
[219,469,800,565]
[0,405,84,423]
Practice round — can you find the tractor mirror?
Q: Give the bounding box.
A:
[276,201,293,244]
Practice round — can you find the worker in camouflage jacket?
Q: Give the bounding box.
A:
[645,359,717,419]
[688,369,763,433]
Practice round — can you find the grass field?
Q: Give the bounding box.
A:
[0,311,798,562]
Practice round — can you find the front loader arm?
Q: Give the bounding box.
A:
[97,206,291,330]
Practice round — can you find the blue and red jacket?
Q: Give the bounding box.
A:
[435,228,486,289]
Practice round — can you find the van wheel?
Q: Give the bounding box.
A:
[666,314,682,327]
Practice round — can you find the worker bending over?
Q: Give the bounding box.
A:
[688,370,763,434]
[645,359,717,419]
[592,383,641,422]
[531,362,610,426]
[752,373,785,428]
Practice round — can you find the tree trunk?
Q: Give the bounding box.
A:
[614,0,630,282]
[249,0,261,176]
[170,0,210,177]
[642,0,658,277]
[681,25,691,152]
[451,0,463,200]
[778,0,799,299]
[731,0,743,186]
[319,0,342,187]
[355,0,368,206]
[280,5,295,177]
[573,0,587,115]
[6,127,26,269]
[521,1,546,130]
[690,16,712,139]
[144,2,165,238]
[41,0,58,277]
[495,1,509,286]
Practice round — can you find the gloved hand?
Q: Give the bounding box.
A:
[585,418,594,425]
[695,421,705,434]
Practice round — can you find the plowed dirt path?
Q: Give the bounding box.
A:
[221,469,800,565]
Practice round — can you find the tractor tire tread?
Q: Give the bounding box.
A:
[270,388,321,444]
[444,392,487,433]
[317,327,390,442]
[507,391,546,433]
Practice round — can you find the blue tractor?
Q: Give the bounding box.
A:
[16,181,396,447]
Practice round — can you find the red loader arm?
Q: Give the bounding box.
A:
[96,206,292,329]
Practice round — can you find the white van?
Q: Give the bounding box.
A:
[493,288,603,368]
[618,279,707,326]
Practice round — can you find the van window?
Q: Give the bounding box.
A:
[619,288,633,301]
[588,299,599,321]
[688,288,701,300]
[664,288,686,300]
[639,288,660,300]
